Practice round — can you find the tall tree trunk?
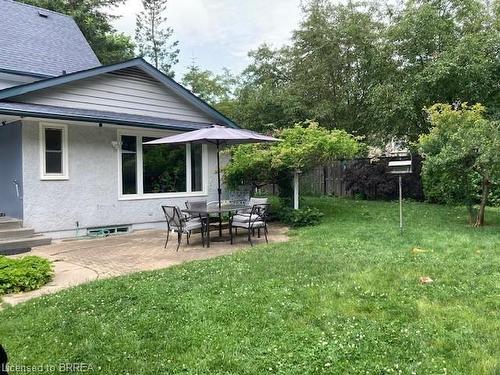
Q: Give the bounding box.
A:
[474,177,490,227]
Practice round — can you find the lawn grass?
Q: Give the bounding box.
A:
[0,198,499,374]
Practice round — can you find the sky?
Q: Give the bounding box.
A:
[110,0,303,78]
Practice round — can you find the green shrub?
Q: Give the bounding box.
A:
[0,256,53,295]
[489,181,500,207]
[264,195,285,221]
[253,194,324,226]
[279,207,324,227]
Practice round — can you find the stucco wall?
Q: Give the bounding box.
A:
[21,121,222,237]
[0,122,23,218]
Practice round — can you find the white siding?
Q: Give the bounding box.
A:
[0,72,39,90]
[21,120,222,237]
[0,79,19,90]
[15,68,215,123]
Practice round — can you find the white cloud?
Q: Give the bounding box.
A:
[110,0,302,76]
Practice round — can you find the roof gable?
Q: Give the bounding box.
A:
[0,58,239,128]
[0,0,100,77]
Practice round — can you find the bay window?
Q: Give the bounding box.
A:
[119,132,205,198]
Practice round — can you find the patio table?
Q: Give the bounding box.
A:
[183,205,250,248]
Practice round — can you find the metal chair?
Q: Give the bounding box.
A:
[185,200,215,235]
[162,205,204,251]
[235,198,269,236]
[227,190,250,206]
[185,200,208,211]
[230,203,270,246]
[207,200,221,208]
[185,200,208,220]
[237,197,268,214]
[250,197,268,206]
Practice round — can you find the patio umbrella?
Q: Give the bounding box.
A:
[144,124,279,209]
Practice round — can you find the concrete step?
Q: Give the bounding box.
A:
[0,217,22,230]
[0,235,52,254]
[0,227,35,239]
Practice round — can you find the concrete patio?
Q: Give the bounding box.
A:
[2,225,288,306]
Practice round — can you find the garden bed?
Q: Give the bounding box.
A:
[0,255,53,297]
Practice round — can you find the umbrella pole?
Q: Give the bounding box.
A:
[217,141,222,237]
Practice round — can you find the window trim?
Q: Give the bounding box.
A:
[117,129,208,200]
[39,123,69,180]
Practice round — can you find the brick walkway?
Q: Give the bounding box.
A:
[2,225,288,306]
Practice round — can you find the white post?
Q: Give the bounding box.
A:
[294,170,300,210]
[399,175,403,233]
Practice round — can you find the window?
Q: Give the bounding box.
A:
[121,136,137,195]
[191,143,203,192]
[118,133,205,198]
[143,137,186,193]
[40,123,68,179]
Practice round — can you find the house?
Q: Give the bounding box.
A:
[0,0,238,241]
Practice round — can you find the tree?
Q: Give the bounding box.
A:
[135,0,179,76]
[224,121,363,205]
[231,44,296,132]
[20,0,135,65]
[224,143,277,192]
[228,0,499,142]
[288,0,389,135]
[417,103,500,226]
[181,64,237,106]
[378,0,499,138]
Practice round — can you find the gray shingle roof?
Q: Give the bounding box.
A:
[0,102,213,131]
[0,0,101,77]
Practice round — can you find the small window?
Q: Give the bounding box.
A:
[40,124,68,179]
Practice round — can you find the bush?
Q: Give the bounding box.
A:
[279,207,324,228]
[418,104,499,226]
[490,181,500,207]
[261,195,285,221]
[224,122,363,197]
[343,157,424,201]
[253,194,324,227]
[0,256,53,295]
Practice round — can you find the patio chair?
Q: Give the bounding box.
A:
[162,205,204,251]
[206,200,232,236]
[250,197,268,206]
[207,200,221,208]
[187,200,219,225]
[185,200,208,218]
[227,190,250,206]
[235,198,269,237]
[230,203,270,246]
[185,200,217,231]
[237,197,268,214]
[227,197,248,206]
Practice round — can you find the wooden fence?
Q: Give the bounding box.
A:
[259,157,423,200]
[259,160,355,197]
[299,161,354,197]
